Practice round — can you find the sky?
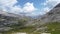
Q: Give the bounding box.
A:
[0,0,60,16]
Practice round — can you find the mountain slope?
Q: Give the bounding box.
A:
[0,10,34,32]
[33,3,60,34]
[40,3,60,24]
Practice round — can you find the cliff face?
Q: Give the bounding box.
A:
[40,3,60,24]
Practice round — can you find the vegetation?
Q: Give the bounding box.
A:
[1,26,40,34]
[44,22,60,34]
[18,19,27,26]
[0,18,41,34]
[0,17,60,34]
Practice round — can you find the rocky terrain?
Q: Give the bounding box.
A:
[40,3,60,24]
[0,10,33,32]
[0,11,19,32]
[33,3,60,34]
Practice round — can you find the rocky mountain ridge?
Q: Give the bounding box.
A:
[40,3,60,24]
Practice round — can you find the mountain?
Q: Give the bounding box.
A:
[40,3,60,24]
[0,10,34,32]
[0,3,60,34]
[0,10,20,32]
[54,3,60,8]
[33,3,60,33]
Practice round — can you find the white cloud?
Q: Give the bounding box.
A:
[43,0,60,7]
[10,6,22,14]
[40,7,50,14]
[40,0,60,15]
[43,7,50,13]
[0,0,37,15]
[0,0,18,12]
[0,0,60,16]
[10,2,37,14]
[0,0,17,7]
[25,12,38,16]
[23,2,37,13]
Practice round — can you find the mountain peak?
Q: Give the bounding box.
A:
[54,3,60,8]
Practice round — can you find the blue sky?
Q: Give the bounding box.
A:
[0,0,60,16]
[17,0,45,8]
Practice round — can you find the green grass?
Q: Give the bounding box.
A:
[1,26,40,34]
[46,22,60,34]
[1,22,60,34]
